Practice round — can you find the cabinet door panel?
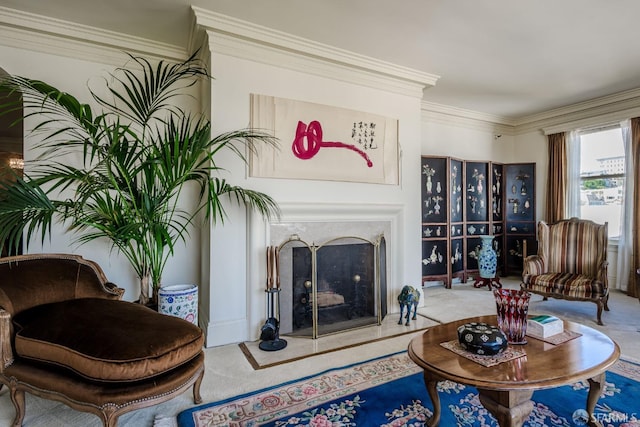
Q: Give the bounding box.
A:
[465,161,489,222]
[505,164,535,222]
[421,157,448,223]
[491,163,503,222]
[422,240,448,276]
[451,238,464,273]
[450,158,464,222]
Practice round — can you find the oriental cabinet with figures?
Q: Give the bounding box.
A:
[504,163,536,276]
[421,156,535,287]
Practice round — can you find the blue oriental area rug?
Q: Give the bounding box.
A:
[177,352,640,427]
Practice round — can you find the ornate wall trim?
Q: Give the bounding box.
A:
[0,6,186,65]
[193,8,439,99]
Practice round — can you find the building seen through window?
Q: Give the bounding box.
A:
[579,127,624,238]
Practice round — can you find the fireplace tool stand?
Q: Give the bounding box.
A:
[259,288,287,351]
[260,246,287,351]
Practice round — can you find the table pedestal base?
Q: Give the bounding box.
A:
[478,389,534,427]
[473,276,502,290]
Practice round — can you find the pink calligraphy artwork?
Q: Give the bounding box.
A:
[292,120,373,167]
[249,94,399,185]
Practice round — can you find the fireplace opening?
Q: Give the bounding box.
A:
[276,235,386,338]
[292,242,375,336]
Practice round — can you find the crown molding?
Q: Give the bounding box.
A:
[422,87,640,136]
[515,87,640,126]
[192,7,439,99]
[0,6,187,65]
[421,101,516,135]
[522,88,640,135]
[540,105,640,135]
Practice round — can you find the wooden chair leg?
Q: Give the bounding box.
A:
[101,407,118,427]
[10,387,25,427]
[193,370,204,404]
[603,294,610,311]
[596,301,604,326]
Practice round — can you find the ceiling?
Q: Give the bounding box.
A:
[2,0,640,120]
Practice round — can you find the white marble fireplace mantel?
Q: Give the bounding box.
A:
[247,202,406,342]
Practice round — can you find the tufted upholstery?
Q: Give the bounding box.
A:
[521,218,610,325]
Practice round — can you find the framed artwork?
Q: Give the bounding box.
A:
[249,94,399,184]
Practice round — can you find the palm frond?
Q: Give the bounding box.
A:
[208,178,280,225]
[92,50,208,128]
[0,49,280,301]
[0,176,61,252]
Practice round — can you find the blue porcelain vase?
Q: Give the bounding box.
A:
[477,235,497,279]
[158,283,198,325]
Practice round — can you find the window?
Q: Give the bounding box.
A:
[579,127,625,238]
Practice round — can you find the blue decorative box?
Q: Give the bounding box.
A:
[457,322,508,355]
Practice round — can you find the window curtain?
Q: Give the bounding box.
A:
[628,118,640,298]
[566,130,581,218]
[616,120,633,293]
[545,132,567,223]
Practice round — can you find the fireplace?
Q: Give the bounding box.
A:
[274,234,387,338]
[256,203,403,340]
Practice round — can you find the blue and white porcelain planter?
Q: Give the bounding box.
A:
[158,284,198,325]
[477,235,497,279]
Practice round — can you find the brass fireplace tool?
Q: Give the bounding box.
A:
[259,245,287,351]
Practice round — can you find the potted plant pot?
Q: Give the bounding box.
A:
[158,284,199,325]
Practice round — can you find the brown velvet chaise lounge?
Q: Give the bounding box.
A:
[0,253,205,426]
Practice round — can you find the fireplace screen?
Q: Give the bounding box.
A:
[276,235,386,338]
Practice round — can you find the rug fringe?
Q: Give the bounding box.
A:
[153,415,177,427]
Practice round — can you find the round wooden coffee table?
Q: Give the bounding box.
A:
[408,315,620,427]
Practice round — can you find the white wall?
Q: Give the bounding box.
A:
[422,120,513,162]
[0,45,200,301]
[203,42,426,346]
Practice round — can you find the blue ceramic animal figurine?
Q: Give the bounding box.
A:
[398,285,420,326]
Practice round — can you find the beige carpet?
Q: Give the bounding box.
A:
[0,276,638,426]
[421,278,640,362]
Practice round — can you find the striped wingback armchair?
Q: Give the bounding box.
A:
[521,217,610,325]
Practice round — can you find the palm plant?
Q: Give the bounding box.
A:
[0,51,279,305]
